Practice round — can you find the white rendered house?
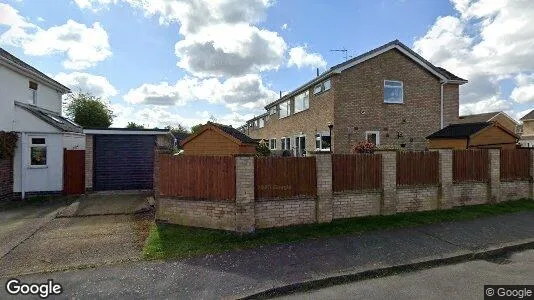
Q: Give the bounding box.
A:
[0,47,84,198]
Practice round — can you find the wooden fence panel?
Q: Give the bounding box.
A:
[255,157,316,198]
[332,154,382,192]
[158,155,236,201]
[396,151,439,186]
[500,149,531,181]
[453,149,489,183]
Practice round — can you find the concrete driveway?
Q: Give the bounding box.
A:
[0,193,152,277]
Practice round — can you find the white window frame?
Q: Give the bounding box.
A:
[315,132,331,151]
[281,137,291,150]
[294,91,309,113]
[269,107,277,115]
[29,136,47,168]
[279,100,291,119]
[259,118,264,128]
[365,131,380,146]
[314,79,331,95]
[384,80,403,104]
[269,138,277,150]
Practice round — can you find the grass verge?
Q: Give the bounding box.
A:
[144,198,534,260]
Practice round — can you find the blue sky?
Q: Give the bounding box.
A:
[1,0,533,128]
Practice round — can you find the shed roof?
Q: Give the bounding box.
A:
[181,122,257,146]
[426,122,491,139]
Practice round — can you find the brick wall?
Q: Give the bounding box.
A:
[332,191,381,218]
[85,135,93,191]
[255,198,316,228]
[0,157,13,202]
[157,198,236,231]
[156,149,533,232]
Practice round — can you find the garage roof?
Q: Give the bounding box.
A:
[84,128,171,135]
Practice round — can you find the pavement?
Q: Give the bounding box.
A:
[0,193,151,277]
[0,210,533,299]
[279,249,534,299]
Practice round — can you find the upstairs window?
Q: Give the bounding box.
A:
[269,107,277,115]
[384,80,403,104]
[259,118,264,128]
[279,100,291,119]
[294,90,309,113]
[314,79,331,95]
[28,81,38,104]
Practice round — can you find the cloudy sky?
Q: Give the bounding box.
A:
[1,0,533,129]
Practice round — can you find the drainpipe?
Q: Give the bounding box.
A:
[20,132,25,199]
[440,81,445,129]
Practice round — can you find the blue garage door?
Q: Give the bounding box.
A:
[94,135,155,191]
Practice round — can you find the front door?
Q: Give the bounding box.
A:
[295,135,306,157]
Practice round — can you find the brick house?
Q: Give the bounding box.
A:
[240,40,467,155]
[519,110,534,147]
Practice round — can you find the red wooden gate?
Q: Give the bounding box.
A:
[63,149,85,195]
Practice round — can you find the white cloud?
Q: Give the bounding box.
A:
[510,73,534,103]
[101,0,286,77]
[281,23,288,30]
[414,0,534,108]
[459,97,511,115]
[124,74,277,110]
[73,0,117,11]
[287,46,327,69]
[0,4,111,70]
[54,72,118,99]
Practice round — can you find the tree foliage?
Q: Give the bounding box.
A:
[165,124,190,135]
[127,122,144,129]
[65,93,114,128]
[191,123,204,134]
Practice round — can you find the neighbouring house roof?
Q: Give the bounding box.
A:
[15,101,83,133]
[426,122,492,139]
[520,109,534,121]
[181,122,257,146]
[0,48,70,93]
[456,111,520,125]
[258,39,467,118]
[83,127,170,135]
[427,122,520,140]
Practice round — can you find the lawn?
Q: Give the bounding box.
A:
[144,199,534,260]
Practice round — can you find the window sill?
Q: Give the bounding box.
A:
[293,108,309,116]
[313,89,331,96]
[28,165,48,169]
[384,101,404,104]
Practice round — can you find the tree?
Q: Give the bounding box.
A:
[165,124,189,136]
[127,122,144,129]
[65,93,114,128]
[191,123,204,134]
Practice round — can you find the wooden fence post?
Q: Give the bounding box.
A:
[315,152,333,223]
[380,151,397,214]
[488,149,501,203]
[235,155,255,233]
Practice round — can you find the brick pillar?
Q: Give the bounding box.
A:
[84,135,93,192]
[438,149,453,209]
[235,156,255,233]
[381,151,397,214]
[488,149,501,203]
[315,153,333,223]
[531,149,534,199]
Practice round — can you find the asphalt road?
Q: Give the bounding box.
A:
[280,249,534,300]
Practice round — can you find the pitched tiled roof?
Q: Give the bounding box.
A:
[427,122,491,139]
[15,102,83,133]
[0,48,70,93]
[520,110,534,121]
[209,122,257,144]
[456,112,501,124]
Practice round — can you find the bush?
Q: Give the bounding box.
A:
[0,131,18,159]
[352,140,376,154]
[256,143,271,157]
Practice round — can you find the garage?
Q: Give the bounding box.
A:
[84,128,173,191]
